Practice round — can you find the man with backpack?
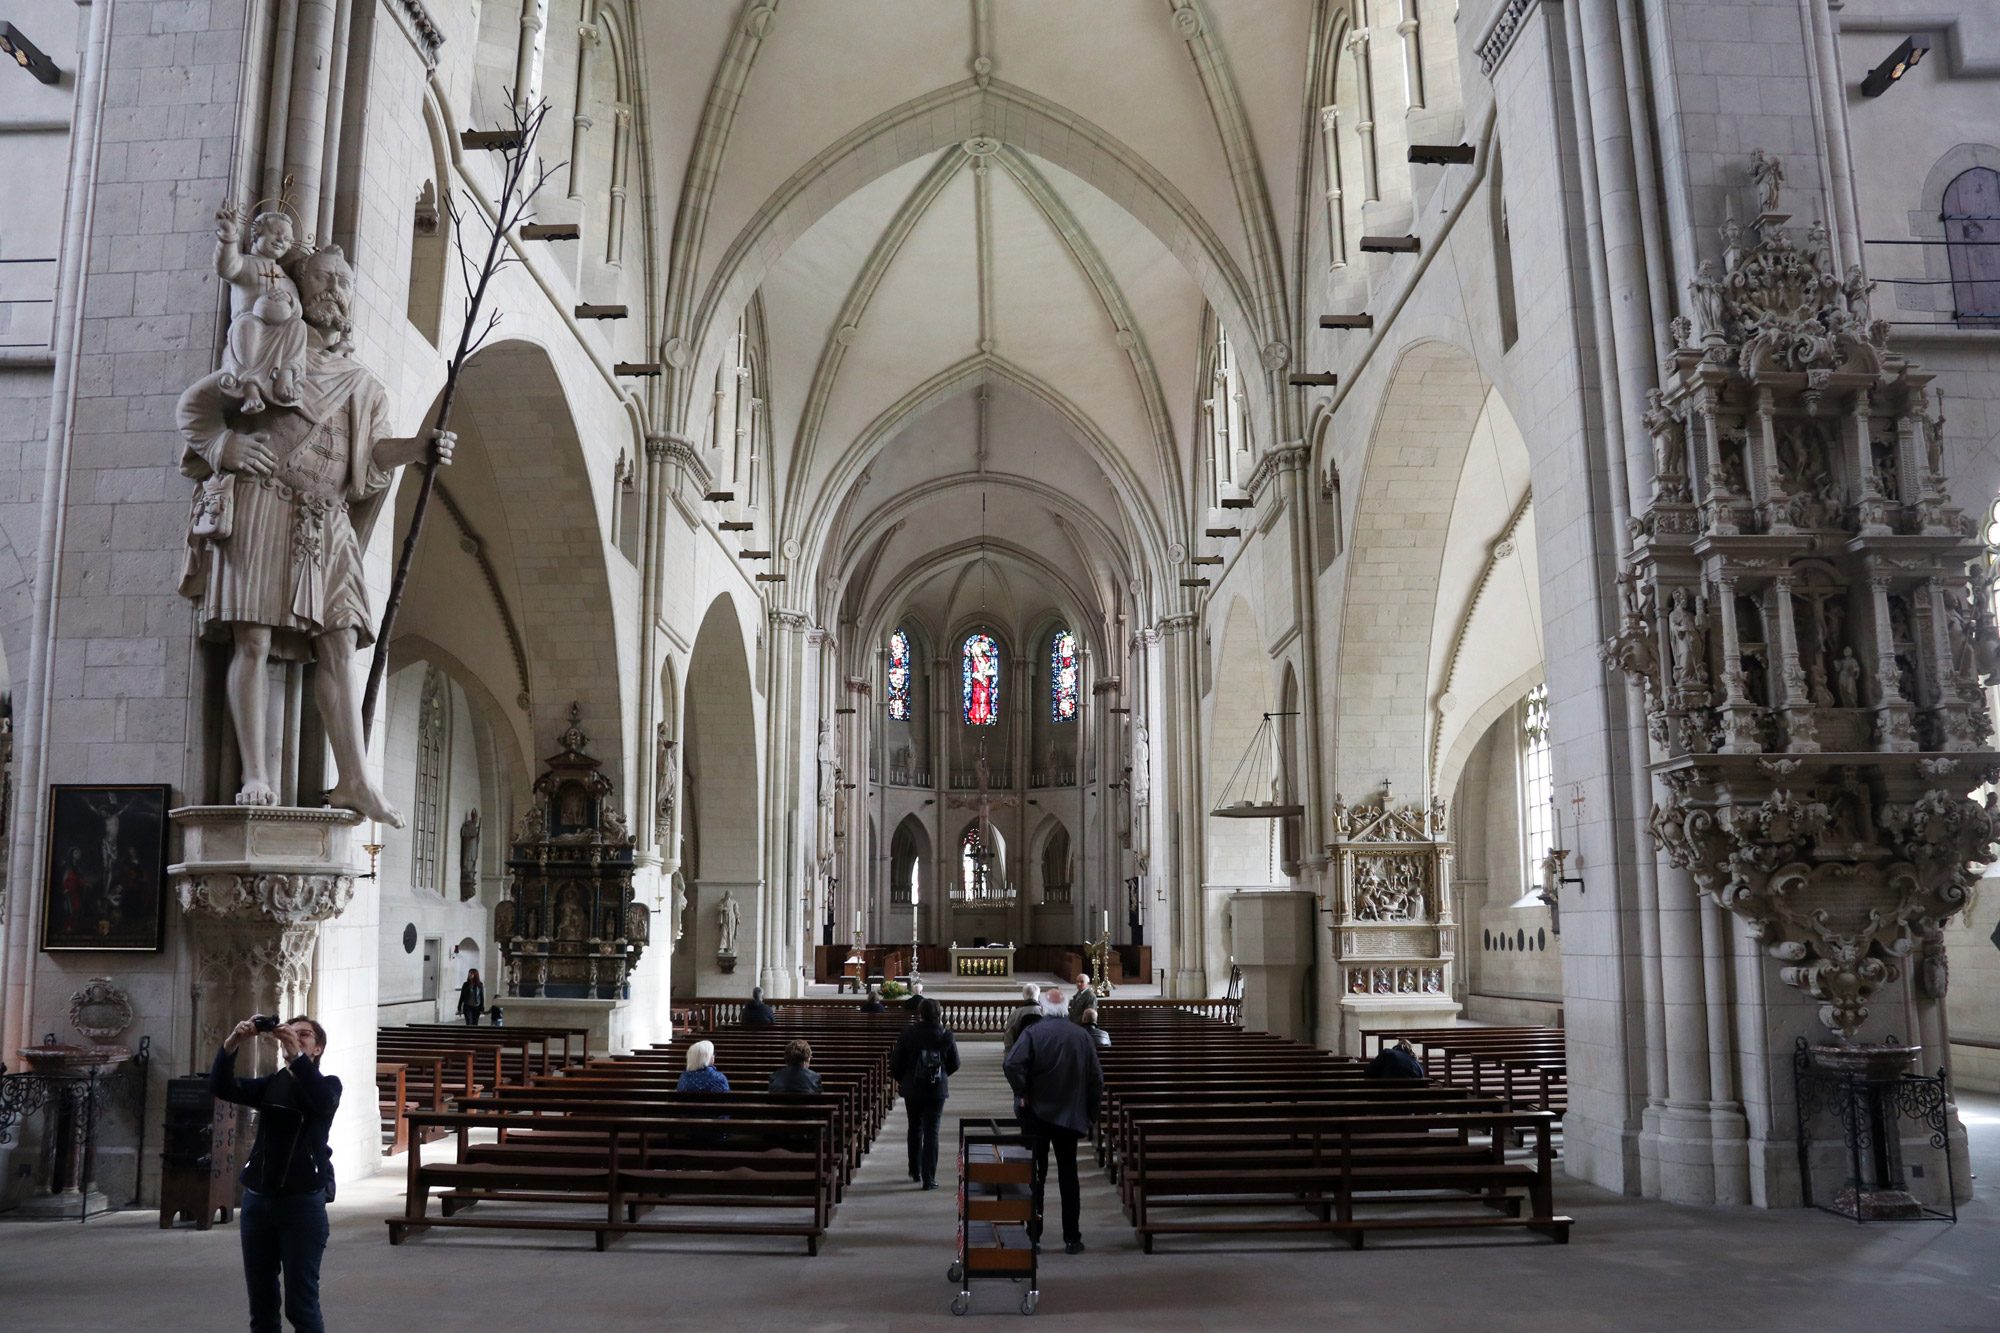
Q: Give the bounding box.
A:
[889,997,960,1189]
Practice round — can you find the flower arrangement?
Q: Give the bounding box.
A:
[880,979,911,1001]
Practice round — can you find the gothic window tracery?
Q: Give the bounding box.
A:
[888,629,912,721]
[1518,683,1552,888]
[1051,629,1078,721]
[413,666,450,893]
[963,632,1000,726]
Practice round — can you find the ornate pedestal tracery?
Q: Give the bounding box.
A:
[1605,195,2000,1042]
[1325,790,1459,1053]
[496,708,643,1000]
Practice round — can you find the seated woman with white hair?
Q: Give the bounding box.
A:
[676,1039,730,1092]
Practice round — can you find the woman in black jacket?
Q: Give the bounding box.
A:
[456,969,485,1026]
[888,997,960,1189]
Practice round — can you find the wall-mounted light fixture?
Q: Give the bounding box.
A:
[1861,35,1931,97]
[0,23,59,84]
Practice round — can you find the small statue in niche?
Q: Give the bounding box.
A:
[559,783,588,827]
[1835,647,1863,709]
[494,899,516,940]
[671,870,688,945]
[1808,662,1835,709]
[557,888,586,941]
[625,901,650,947]
[213,205,307,416]
[459,809,480,901]
[1666,589,1709,689]
[717,888,742,956]
[1689,262,1727,345]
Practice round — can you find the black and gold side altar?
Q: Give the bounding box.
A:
[496,706,645,999]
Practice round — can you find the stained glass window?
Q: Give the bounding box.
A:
[1051,629,1078,721]
[962,633,999,726]
[887,630,911,721]
[961,823,990,899]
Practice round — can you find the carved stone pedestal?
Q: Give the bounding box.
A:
[169,806,363,1063]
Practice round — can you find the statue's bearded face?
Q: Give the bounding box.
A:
[298,261,355,335]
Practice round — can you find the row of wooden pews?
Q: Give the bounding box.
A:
[1098,1008,1571,1251]
[1361,1025,1568,1120]
[386,1011,906,1253]
[375,1025,592,1155]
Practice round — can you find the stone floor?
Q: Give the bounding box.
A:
[1,1043,1995,1331]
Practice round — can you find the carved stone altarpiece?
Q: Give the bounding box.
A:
[1604,164,2000,1039]
[1325,788,1458,1050]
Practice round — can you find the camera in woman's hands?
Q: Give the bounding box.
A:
[252,1014,280,1033]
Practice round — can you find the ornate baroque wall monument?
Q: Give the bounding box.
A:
[493,706,642,1051]
[1324,785,1459,1053]
[1604,157,2000,1047]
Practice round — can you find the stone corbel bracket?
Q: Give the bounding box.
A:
[1648,755,1998,1038]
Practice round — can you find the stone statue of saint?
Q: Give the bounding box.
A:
[458,809,480,901]
[177,242,452,823]
[1131,720,1151,809]
[653,724,677,844]
[1834,646,1863,709]
[718,888,742,956]
[1751,149,1785,215]
[817,720,836,807]
[671,870,688,945]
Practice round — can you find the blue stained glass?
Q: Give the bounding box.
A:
[887,630,911,721]
[962,633,999,726]
[1051,629,1078,721]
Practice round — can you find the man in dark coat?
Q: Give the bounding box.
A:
[741,986,777,1025]
[211,1015,342,1333]
[1003,1010,1104,1253]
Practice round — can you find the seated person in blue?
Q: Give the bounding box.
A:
[677,1039,730,1091]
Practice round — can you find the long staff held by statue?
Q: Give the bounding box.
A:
[360,93,561,737]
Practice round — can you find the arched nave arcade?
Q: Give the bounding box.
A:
[0,0,1997,1251]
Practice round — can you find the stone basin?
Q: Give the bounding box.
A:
[1809,1041,1920,1082]
[15,1044,132,1076]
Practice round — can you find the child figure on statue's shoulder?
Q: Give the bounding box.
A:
[213,205,308,416]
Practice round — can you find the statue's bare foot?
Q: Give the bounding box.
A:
[328,778,405,828]
[235,779,277,807]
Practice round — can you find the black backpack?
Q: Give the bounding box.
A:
[918,1045,944,1088]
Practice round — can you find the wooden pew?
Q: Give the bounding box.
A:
[387,1107,832,1253]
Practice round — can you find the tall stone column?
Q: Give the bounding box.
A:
[1152,614,1205,997]
[761,610,814,998]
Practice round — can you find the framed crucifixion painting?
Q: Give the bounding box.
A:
[40,784,171,952]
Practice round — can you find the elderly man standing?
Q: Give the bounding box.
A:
[177,242,451,824]
[1066,971,1097,1021]
[1003,1000,1103,1254]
